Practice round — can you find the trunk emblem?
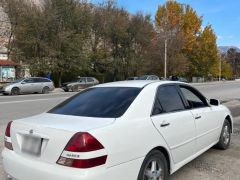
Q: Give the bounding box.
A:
[29,129,34,134]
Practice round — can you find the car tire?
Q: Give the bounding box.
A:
[215,120,231,150]
[42,87,50,94]
[137,150,169,180]
[11,87,20,95]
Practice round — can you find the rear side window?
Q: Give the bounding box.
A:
[152,85,185,115]
[49,87,141,118]
[34,78,51,83]
[41,78,51,82]
[151,76,158,80]
[87,77,94,82]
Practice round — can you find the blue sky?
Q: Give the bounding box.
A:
[92,0,240,47]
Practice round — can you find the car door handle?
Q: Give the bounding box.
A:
[195,115,202,119]
[160,122,170,127]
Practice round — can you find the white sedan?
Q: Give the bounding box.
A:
[2,81,233,180]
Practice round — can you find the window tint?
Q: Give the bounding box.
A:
[24,78,34,83]
[152,98,163,115]
[32,78,41,83]
[87,77,94,82]
[79,78,86,82]
[49,87,141,118]
[40,78,51,82]
[153,85,185,115]
[180,86,207,109]
[152,76,158,80]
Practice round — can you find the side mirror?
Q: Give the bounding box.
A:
[210,99,220,106]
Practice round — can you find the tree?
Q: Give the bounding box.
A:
[225,48,240,77]
[155,0,202,77]
[155,1,221,79]
[189,25,219,78]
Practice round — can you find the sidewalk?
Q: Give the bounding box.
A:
[51,88,64,93]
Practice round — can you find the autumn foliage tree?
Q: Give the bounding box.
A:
[155,0,223,79]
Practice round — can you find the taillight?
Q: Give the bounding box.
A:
[57,132,107,169]
[65,132,104,152]
[57,155,107,169]
[4,121,13,150]
[5,121,12,137]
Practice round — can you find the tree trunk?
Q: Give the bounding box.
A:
[58,71,62,88]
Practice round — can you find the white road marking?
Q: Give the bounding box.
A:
[0,97,68,105]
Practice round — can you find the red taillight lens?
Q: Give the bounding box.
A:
[4,121,13,150]
[57,132,107,168]
[5,121,12,137]
[57,155,107,169]
[65,132,104,152]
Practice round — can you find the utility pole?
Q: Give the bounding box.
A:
[164,39,167,79]
[219,56,222,81]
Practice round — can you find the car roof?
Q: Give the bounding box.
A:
[95,80,187,88]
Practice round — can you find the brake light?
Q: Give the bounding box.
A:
[4,121,13,150]
[57,132,107,168]
[5,121,12,137]
[65,132,104,152]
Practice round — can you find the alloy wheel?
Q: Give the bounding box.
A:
[223,125,230,145]
[144,160,164,180]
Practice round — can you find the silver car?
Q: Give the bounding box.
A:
[137,75,159,80]
[61,77,99,92]
[1,77,55,95]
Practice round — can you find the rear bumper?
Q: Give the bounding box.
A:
[2,149,143,180]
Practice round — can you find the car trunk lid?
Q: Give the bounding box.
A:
[10,113,115,164]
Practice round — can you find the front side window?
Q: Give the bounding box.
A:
[49,87,141,118]
[152,85,185,115]
[79,78,86,83]
[24,78,34,83]
[180,86,208,109]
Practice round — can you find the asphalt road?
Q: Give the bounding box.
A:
[194,81,240,101]
[0,81,240,179]
[0,92,76,126]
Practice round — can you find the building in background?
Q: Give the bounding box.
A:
[0,46,18,82]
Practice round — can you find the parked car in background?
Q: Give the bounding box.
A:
[137,75,159,80]
[127,76,138,80]
[0,77,55,95]
[61,77,99,92]
[170,76,188,83]
[2,81,232,180]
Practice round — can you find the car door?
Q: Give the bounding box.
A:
[77,77,87,89]
[151,85,197,164]
[178,85,220,152]
[32,78,44,93]
[20,78,35,93]
[86,77,95,87]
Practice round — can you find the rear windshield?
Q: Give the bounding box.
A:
[49,87,141,118]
